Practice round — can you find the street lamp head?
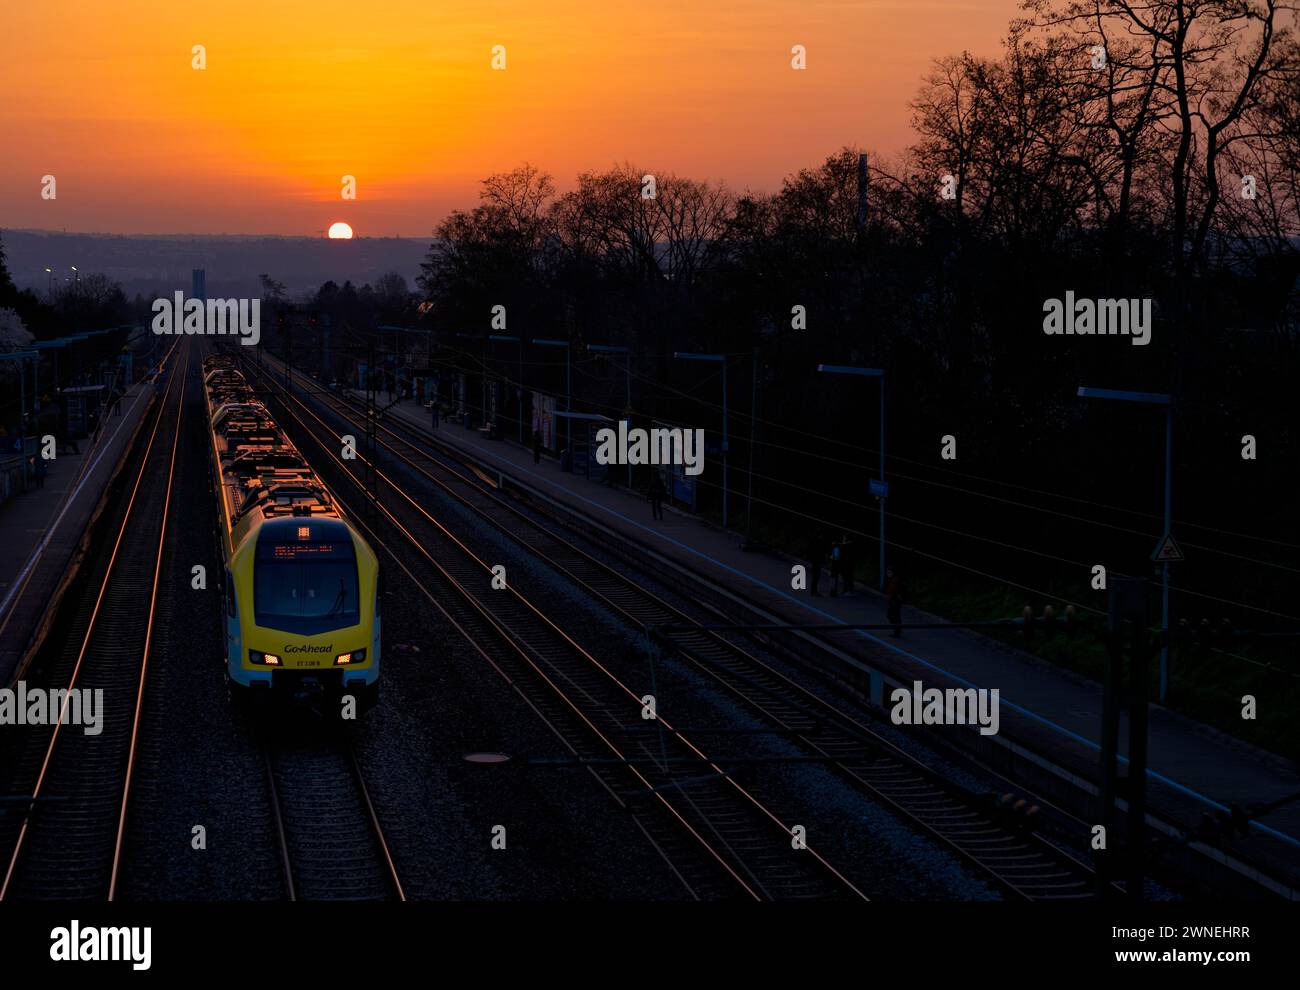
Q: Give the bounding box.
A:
[673,351,725,362]
[1077,385,1170,406]
[817,364,884,378]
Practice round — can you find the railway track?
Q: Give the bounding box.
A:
[0,342,186,901]
[241,353,868,901]
[257,354,1104,901]
[261,732,406,901]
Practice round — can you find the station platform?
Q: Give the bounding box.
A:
[0,381,156,686]
[358,392,1300,894]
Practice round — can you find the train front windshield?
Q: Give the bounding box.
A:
[254,533,361,634]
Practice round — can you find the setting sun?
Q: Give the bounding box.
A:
[0,0,1021,235]
[327,222,354,240]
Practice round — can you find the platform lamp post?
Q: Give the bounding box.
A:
[742,351,765,550]
[533,339,571,462]
[673,352,728,529]
[450,331,477,426]
[32,339,72,412]
[0,352,38,437]
[817,365,886,589]
[489,334,524,442]
[589,343,631,487]
[1077,386,1174,702]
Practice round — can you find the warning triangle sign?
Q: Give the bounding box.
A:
[1152,534,1183,562]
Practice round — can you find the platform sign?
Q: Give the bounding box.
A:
[670,462,696,509]
[531,391,556,451]
[66,394,88,436]
[869,478,889,499]
[1151,534,1183,562]
[583,421,606,482]
[652,418,697,510]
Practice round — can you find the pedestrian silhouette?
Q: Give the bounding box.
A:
[830,533,848,596]
[532,428,542,464]
[649,470,666,520]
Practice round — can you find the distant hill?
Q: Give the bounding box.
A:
[0,229,431,300]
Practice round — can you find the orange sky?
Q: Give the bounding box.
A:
[0,1,1018,236]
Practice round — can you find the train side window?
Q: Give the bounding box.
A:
[225,571,237,618]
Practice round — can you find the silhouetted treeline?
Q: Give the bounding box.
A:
[409,0,1300,654]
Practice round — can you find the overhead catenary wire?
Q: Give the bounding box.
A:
[428,344,1298,556]
[376,345,1300,621]
[290,342,1300,679]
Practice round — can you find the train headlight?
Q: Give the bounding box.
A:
[250,650,281,666]
[335,649,365,665]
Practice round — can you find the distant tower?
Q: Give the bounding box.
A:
[192,268,206,301]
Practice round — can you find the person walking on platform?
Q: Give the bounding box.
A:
[885,566,904,638]
[33,455,47,489]
[829,534,846,596]
[532,428,542,464]
[431,403,440,431]
[648,470,666,521]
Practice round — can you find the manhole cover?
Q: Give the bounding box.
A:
[463,752,512,764]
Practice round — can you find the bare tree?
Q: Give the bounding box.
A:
[649,174,735,287]
[553,164,666,281]
[1023,0,1297,275]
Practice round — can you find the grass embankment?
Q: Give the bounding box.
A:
[743,510,1298,762]
[900,567,1298,763]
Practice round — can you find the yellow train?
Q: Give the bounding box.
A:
[202,355,380,712]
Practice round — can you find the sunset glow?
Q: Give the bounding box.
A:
[327,222,354,239]
[0,0,1019,235]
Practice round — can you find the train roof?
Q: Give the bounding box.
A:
[203,356,345,550]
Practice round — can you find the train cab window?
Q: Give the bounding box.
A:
[253,530,360,635]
